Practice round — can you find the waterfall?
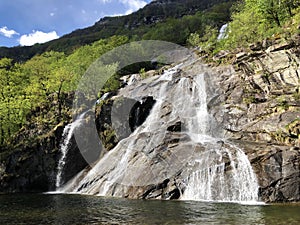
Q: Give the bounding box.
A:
[59,62,259,203]
[55,111,87,189]
[60,74,172,195]
[181,72,259,203]
[181,143,259,202]
[217,24,228,40]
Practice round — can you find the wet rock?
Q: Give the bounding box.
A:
[211,38,300,202]
[0,134,60,192]
[232,140,300,202]
[167,121,183,132]
[96,97,134,151]
[129,96,156,132]
[0,93,75,193]
[249,42,262,51]
[95,96,156,151]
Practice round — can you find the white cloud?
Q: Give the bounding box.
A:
[119,0,147,15]
[19,30,59,46]
[0,26,19,38]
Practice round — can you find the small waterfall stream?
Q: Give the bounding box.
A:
[58,62,259,203]
[55,112,87,189]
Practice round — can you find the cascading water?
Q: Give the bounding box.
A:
[59,62,259,203]
[181,142,259,202]
[55,111,87,189]
[180,71,259,203]
[217,24,228,40]
[60,69,176,195]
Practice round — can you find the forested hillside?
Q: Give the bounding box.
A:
[0,0,235,62]
[0,36,128,145]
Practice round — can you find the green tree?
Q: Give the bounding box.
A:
[187,26,218,52]
[258,0,300,25]
[66,36,128,83]
[23,51,65,107]
[223,0,300,49]
[258,0,285,26]
[224,2,265,48]
[0,58,28,144]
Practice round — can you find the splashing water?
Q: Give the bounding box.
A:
[181,143,259,202]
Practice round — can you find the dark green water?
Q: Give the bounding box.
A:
[0,194,300,225]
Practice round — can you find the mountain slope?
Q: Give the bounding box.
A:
[0,0,235,62]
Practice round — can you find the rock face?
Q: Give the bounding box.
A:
[209,36,300,202]
[0,93,70,192]
[67,38,299,202]
[0,92,89,192]
[0,132,61,192]
[61,62,259,203]
[239,142,300,202]
[96,96,156,151]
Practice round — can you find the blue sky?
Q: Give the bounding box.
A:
[0,0,152,47]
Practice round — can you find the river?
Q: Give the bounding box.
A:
[0,194,299,224]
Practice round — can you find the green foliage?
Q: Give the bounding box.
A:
[257,0,300,26]
[243,96,257,105]
[293,92,300,100]
[272,118,300,144]
[293,81,300,100]
[0,36,128,145]
[277,96,290,110]
[184,1,236,52]
[77,61,119,100]
[67,36,128,78]
[23,51,66,104]
[188,26,219,52]
[222,0,300,49]
[190,0,300,54]
[0,0,259,146]
[0,58,29,145]
[102,128,117,151]
[139,68,147,79]
[187,33,202,47]
[143,17,194,44]
[290,6,300,33]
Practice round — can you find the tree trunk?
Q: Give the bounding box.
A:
[273,12,281,26]
[57,81,63,122]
